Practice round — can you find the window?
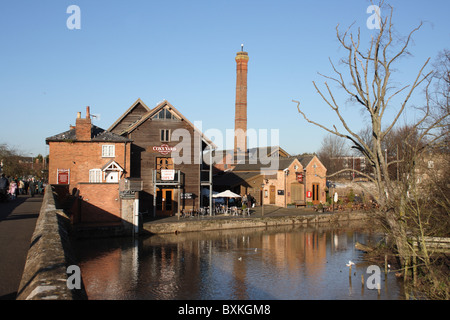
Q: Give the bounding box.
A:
[160,129,170,142]
[102,145,115,158]
[89,169,102,183]
[153,108,177,120]
[156,157,174,170]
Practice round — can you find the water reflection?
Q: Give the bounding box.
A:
[74,222,405,300]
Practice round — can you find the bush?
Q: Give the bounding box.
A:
[347,188,355,203]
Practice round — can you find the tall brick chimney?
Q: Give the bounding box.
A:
[234,45,249,161]
[76,106,92,141]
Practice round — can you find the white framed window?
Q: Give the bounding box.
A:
[102,145,115,158]
[89,169,102,183]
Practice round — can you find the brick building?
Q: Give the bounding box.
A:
[214,155,327,207]
[46,107,132,224]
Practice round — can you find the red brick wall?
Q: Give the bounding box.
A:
[74,183,121,223]
[304,156,327,204]
[48,141,131,190]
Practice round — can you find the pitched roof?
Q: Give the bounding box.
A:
[101,160,124,171]
[108,98,151,133]
[214,171,262,187]
[116,99,216,148]
[46,125,132,143]
[232,157,301,172]
[295,155,315,168]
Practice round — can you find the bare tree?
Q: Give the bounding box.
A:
[317,134,347,178]
[292,3,449,281]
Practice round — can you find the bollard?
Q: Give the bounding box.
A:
[384,254,388,275]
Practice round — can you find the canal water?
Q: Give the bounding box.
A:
[73,222,406,300]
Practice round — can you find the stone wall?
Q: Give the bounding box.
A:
[144,212,369,235]
[16,185,87,300]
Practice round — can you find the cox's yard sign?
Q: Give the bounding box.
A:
[153,144,176,155]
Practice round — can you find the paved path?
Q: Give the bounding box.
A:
[0,194,42,300]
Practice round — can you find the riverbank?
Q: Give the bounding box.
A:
[143,205,372,235]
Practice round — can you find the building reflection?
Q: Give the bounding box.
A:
[75,224,395,300]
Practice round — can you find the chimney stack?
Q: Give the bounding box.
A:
[234,46,249,162]
[75,106,92,141]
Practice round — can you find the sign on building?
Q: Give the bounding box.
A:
[152,144,177,156]
[161,169,175,181]
[57,169,70,184]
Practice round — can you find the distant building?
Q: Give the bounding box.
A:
[330,156,367,180]
[214,155,327,207]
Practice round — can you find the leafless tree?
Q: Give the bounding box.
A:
[293,3,449,285]
[317,134,348,178]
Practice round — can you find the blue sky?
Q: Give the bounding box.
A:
[0,0,448,157]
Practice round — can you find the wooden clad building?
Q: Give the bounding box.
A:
[109,99,215,217]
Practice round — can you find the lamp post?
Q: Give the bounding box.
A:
[261,183,265,217]
[284,169,289,208]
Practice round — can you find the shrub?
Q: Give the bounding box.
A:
[347,188,355,203]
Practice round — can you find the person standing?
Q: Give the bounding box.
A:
[0,174,9,202]
[29,178,36,197]
[9,180,17,200]
[37,180,43,194]
[18,179,25,195]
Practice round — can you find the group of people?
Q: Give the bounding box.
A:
[0,174,46,202]
[241,193,255,208]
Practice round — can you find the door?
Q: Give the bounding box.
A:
[269,185,276,204]
[312,183,320,205]
[156,189,174,216]
[105,171,119,183]
[291,183,304,203]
